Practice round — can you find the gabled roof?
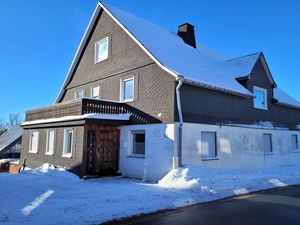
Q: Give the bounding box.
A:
[0,125,22,153]
[273,88,300,109]
[56,2,280,102]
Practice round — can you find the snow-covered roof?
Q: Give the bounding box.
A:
[55,2,298,108]
[0,125,22,153]
[56,2,264,102]
[273,88,300,109]
[21,113,131,126]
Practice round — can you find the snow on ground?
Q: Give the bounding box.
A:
[1,164,300,225]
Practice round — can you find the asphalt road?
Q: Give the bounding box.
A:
[107,185,300,225]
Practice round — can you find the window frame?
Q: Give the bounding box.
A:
[62,128,74,158]
[29,130,39,154]
[74,90,85,100]
[90,86,100,99]
[263,133,273,154]
[131,130,146,157]
[120,76,134,102]
[201,131,218,160]
[253,86,268,110]
[45,129,55,155]
[291,134,299,151]
[94,36,109,64]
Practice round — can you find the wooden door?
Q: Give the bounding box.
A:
[86,126,120,175]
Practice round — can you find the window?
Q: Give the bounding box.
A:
[91,86,100,99]
[292,134,298,150]
[121,77,134,102]
[263,133,272,153]
[201,132,217,159]
[63,129,73,157]
[46,130,55,155]
[95,37,109,63]
[253,86,267,110]
[29,131,39,153]
[74,90,84,100]
[132,130,145,156]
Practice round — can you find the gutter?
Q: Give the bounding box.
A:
[175,77,184,168]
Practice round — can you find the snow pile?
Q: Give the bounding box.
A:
[158,167,198,189]
[23,163,78,180]
[0,158,19,164]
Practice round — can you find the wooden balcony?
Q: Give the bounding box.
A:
[25,98,159,124]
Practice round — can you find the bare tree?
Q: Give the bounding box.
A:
[4,113,22,128]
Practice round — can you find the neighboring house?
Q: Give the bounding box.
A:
[0,125,22,159]
[0,127,6,136]
[20,2,300,181]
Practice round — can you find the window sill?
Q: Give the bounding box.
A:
[45,153,54,156]
[264,152,274,155]
[202,157,219,161]
[28,151,37,154]
[62,154,72,158]
[127,155,145,159]
[122,99,134,103]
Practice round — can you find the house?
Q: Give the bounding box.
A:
[0,125,22,159]
[20,2,300,181]
[0,127,6,136]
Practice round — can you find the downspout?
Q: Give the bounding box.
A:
[175,77,184,168]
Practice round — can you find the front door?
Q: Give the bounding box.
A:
[86,126,120,175]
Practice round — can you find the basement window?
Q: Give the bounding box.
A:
[253,86,268,110]
[263,133,273,154]
[63,129,73,158]
[132,130,145,156]
[29,131,39,153]
[292,134,298,150]
[201,132,217,159]
[95,36,109,63]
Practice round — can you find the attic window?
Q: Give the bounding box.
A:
[95,37,109,63]
[253,86,267,110]
[74,90,84,100]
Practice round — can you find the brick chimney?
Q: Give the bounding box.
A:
[177,23,197,48]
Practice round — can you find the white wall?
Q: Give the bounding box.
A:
[182,123,300,168]
[119,124,174,182]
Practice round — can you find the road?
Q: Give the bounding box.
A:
[107,185,300,225]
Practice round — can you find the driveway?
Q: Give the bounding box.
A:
[108,185,300,225]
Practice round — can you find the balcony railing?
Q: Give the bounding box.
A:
[25,98,158,124]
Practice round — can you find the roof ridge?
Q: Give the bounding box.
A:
[226,52,262,62]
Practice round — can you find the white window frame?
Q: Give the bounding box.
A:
[263,133,273,154]
[120,76,134,102]
[90,86,100,99]
[74,90,85,100]
[253,86,268,110]
[62,129,73,158]
[131,130,145,157]
[94,36,109,64]
[291,134,299,151]
[201,131,218,160]
[45,129,55,155]
[29,131,39,153]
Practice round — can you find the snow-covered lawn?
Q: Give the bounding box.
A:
[1,164,300,225]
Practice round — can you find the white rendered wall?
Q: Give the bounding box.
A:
[119,123,174,182]
[182,123,300,168]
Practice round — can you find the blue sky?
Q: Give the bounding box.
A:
[1,0,300,121]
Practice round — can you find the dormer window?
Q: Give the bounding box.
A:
[95,37,109,63]
[253,86,267,110]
